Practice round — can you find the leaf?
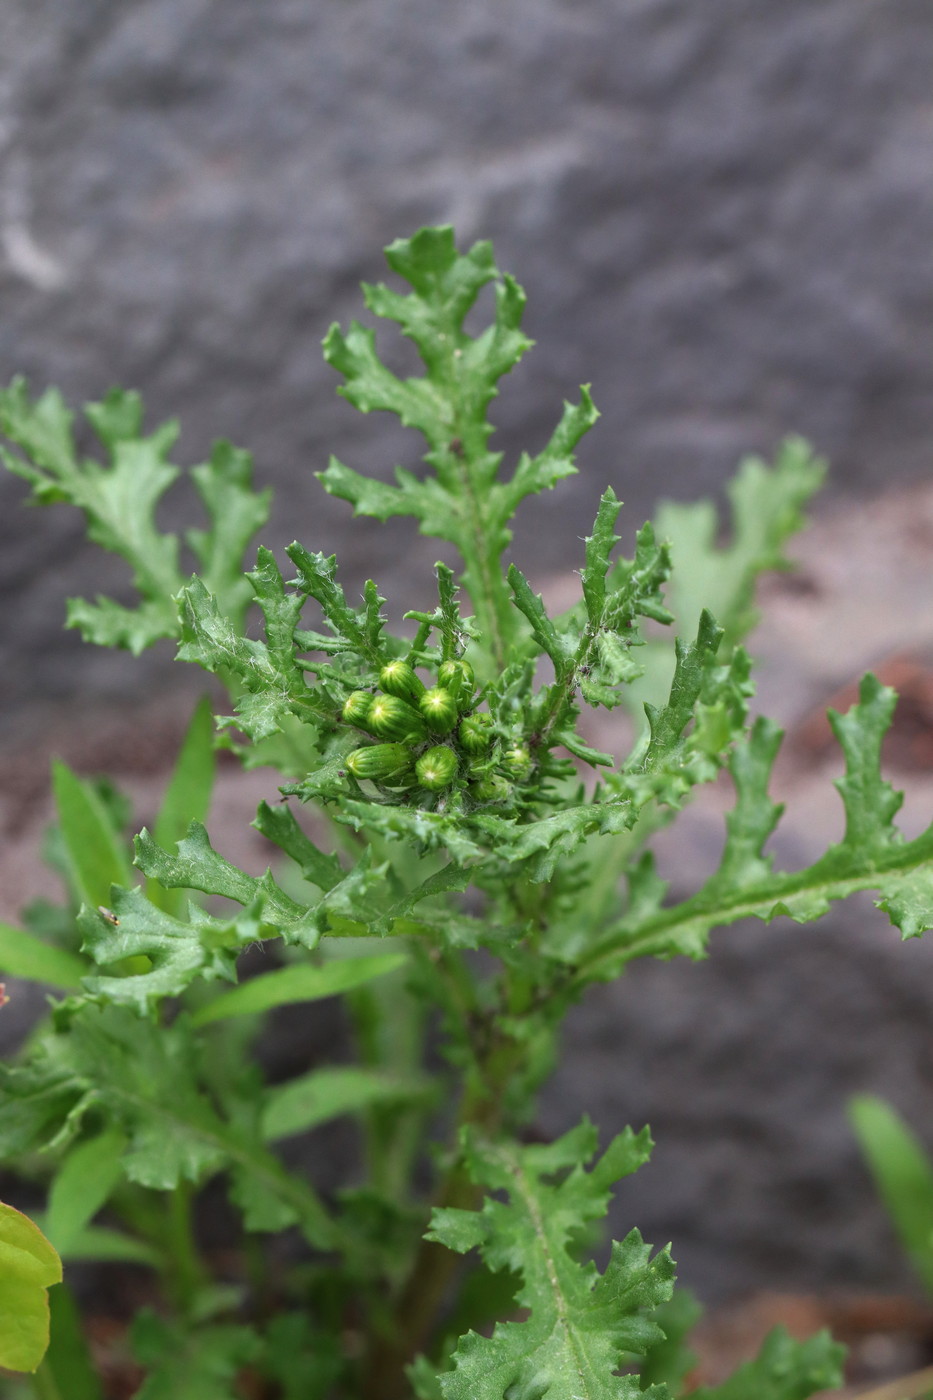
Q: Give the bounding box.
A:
[46,1127,127,1255]
[0,1004,336,1247]
[427,1122,674,1400]
[177,576,325,742]
[0,924,86,988]
[319,228,598,664]
[0,381,185,651]
[508,564,574,677]
[43,1283,106,1400]
[0,1199,62,1372]
[262,1066,433,1141]
[688,1327,844,1400]
[849,1096,933,1296]
[152,697,217,862]
[501,389,600,518]
[77,884,265,1008]
[576,676,933,982]
[288,543,389,667]
[654,437,826,654]
[1,382,271,655]
[191,953,407,1028]
[51,760,134,909]
[252,801,345,893]
[187,439,272,631]
[131,1313,262,1400]
[134,821,322,949]
[51,1225,161,1268]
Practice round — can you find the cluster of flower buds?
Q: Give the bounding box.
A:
[339,658,527,803]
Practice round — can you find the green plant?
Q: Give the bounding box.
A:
[1,224,929,1398]
[850,1096,933,1298]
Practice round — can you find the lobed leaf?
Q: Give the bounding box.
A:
[427,1122,674,1400]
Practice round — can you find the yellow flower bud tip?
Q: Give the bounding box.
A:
[438,658,475,700]
[368,694,428,741]
[342,690,374,726]
[458,714,493,754]
[415,745,458,790]
[503,745,532,776]
[379,660,426,701]
[419,686,457,734]
[470,774,511,804]
[345,743,414,781]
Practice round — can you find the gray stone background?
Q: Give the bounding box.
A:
[1,0,933,1309]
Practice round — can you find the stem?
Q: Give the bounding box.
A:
[360,1021,523,1400]
[30,1362,64,1400]
[164,1181,207,1316]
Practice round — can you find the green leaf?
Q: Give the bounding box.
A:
[501,389,600,517]
[78,884,263,1008]
[0,381,185,652]
[1,1004,336,1247]
[849,1095,933,1296]
[427,1122,674,1400]
[319,227,598,667]
[191,952,407,1028]
[187,440,272,631]
[688,1327,844,1400]
[43,1283,105,1400]
[1,382,271,655]
[51,759,134,909]
[131,1313,261,1400]
[46,1127,127,1255]
[0,1199,62,1372]
[262,1065,433,1141]
[577,676,933,981]
[0,924,86,988]
[177,575,325,742]
[252,801,345,893]
[151,697,216,874]
[288,544,389,667]
[654,437,826,654]
[51,1224,162,1268]
[134,821,322,948]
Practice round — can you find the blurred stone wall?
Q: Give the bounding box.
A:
[1,0,933,1306]
[1,0,931,721]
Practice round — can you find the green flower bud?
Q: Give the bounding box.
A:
[415,745,458,791]
[345,744,414,782]
[420,686,458,735]
[503,745,532,778]
[458,713,493,754]
[470,774,511,804]
[438,658,475,702]
[342,690,374,727]
[368,694,428,742]
[379,660,426,703]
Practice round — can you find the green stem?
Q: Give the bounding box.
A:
[164,1180,207,1316]
[360,1008,526,1400]
[30,1361,64,1400]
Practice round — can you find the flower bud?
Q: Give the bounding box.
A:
[419,686,458,735]
[470,774,511,804]
[368,694,428,742]
[458,713,493,754]
[415,745,458,791]
[342,690,374,727]
[345,744,413,782]
[438,658,475,702]
[379,660,426,703]
[503,745,532,778]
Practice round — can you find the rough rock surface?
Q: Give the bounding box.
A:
[1,0,932,1308]
[0,0,931,724]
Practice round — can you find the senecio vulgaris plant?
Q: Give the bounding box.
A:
[1,227,930,1400]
